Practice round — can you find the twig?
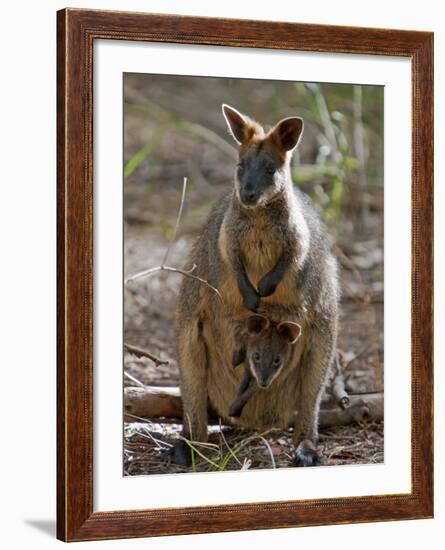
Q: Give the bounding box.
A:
[319,434,355,441]
[162,177,188,266]
[334,244,370,305]
[124,371,144,387]
[125,417,172,450]
[230,433,276,470]
[343,341,376,371]
[125,264,222,299]
[335,244,362,277]
[124,177,222,300]
[346,390,382,396]
[340,277,371,307]
[124,343,169,367]
[255,434,277,469]
[124,412,164,425]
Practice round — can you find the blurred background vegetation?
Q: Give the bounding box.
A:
[124,74,383,245]
[123,74,385,474]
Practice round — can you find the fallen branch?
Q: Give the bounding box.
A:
[125,386,182,419]
[124,343,169,367]
[318,393,383,428]
[123,385,383,429]
[331,354,350,409]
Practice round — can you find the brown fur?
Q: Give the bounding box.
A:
[175,106,339,465]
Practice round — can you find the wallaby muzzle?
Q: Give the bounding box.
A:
[240,185,260,206]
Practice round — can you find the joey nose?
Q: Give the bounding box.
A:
[258,377,269,389]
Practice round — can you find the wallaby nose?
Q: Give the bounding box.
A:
[241,188,257,205]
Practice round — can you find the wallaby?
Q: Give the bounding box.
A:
[173,104,339,468]
[220,105,309,312]
[229,314,302,418]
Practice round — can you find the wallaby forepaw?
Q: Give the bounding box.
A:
[243,291,260,312]
[232,348,246,367]
[257,277,277,297]
[292,441,321,467]
[163,439,192,467]
[228,403,242,418]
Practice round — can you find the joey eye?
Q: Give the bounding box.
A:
[253,352,261,362]
[266,166,275,175]
[273,356,281,367]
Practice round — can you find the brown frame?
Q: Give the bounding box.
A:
[57,8,434,542]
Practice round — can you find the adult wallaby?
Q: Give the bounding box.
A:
[173,105,339,467]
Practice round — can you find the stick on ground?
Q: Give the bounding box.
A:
[124,343,169,367]
[123,385,383,428]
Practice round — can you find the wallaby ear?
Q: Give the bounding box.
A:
[247,314,270,335]
[271,117,304,152]
[277,321,302,344]
[222,104,248,144]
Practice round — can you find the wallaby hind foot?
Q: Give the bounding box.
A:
[163,439,193,467]
[292,439,321,467]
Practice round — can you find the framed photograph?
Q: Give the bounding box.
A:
[57,8,433,542]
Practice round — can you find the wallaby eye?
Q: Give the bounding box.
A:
[253,352,261,362]
[273,356,281,366]
[266,165,275,175]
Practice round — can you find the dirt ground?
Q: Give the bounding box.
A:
[123,224,384,475]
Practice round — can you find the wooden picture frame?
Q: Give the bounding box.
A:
[57,8,434,542]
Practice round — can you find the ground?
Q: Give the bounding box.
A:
[123,224,384,475]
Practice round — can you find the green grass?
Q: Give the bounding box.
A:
[179,432,277,472]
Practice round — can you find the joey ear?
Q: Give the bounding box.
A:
[222,104,248,144]
[271,117,304,151]
[247,314,270,335]
[277,321,302,344]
